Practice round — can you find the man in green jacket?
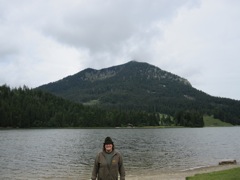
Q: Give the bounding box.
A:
[91,137,125,180]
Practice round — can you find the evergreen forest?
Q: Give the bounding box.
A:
[0,85,204,128]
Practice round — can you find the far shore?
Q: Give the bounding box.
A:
[126,164,240,180]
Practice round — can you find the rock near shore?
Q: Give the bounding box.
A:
[219,159,237,165]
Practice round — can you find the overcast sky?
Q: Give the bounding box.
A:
[1,0,240,100]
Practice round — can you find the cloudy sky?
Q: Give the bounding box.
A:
[1,0,240,100]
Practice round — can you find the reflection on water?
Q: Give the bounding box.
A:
[0,127,240,179]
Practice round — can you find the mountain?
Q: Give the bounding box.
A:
[37,61,240,125]
[37,61,197,107]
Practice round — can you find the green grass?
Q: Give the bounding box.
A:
[203,115,233,127]
[186,167,240,180]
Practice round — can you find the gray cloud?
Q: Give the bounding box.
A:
[43,0,198,53]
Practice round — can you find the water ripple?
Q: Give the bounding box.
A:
[1,127,240,179]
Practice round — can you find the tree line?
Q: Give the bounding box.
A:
[0,85,204,128]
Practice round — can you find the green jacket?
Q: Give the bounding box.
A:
[91,150,125,180]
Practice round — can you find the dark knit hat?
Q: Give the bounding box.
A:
[104,137,114,145]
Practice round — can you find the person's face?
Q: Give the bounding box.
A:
[105,143,113,152]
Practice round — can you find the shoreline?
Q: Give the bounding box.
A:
[126,164,240,180]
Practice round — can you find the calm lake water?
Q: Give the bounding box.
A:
[0,127,240,179]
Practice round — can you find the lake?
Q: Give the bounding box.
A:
[0,127,240,179]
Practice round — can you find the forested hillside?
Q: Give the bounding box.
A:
[0,85,205,128]
[1,61,239,128]
[38,61,240,125]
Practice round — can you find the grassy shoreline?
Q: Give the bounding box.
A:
[186,166,240,179]
[127,164,240,180]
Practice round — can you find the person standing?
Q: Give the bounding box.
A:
[91,137,125,180]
